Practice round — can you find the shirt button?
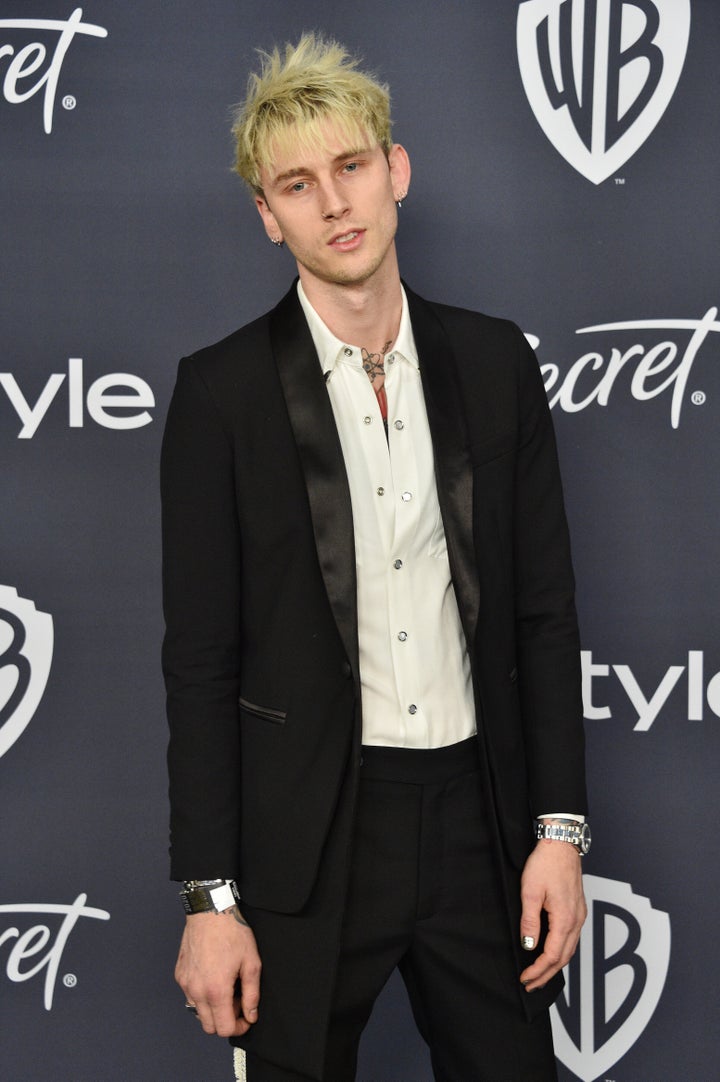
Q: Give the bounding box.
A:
[376,487,385,496]
[397,631,408,641]
[393,559,403,570]
[401,491,412,502]
[363,415,373,425]
[343,347,353,357]
[387,353,395,363]
[408,704,418,715]
[394,419,404,430]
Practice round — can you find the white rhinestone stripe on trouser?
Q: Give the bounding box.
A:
[233,1046,247,1081]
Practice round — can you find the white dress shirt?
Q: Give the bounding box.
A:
[298,281,475,749]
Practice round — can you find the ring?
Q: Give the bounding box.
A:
[185,1003,199,1015]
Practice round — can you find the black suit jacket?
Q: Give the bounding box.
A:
[161,283,587,1069]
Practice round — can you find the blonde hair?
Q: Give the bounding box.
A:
[232,33,392,193]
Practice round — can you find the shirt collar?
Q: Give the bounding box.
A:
[297,279,419,377]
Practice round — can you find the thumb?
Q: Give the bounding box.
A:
[520,892,542,952]
[239,961,261,1025]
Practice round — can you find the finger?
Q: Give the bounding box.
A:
[194,1000,219,1035]
[180,984,216,1033]
[521,952,557,990]
[190,980,240,1037]
[521,952,559,990]
[207,994,245,1038]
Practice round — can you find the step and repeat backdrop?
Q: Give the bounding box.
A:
[2,3,718,1080]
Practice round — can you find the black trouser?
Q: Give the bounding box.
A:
[245,738,556,1082]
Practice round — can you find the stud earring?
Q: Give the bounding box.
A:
[270,237,284,248]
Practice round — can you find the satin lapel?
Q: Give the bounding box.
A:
[269,286,359,673]
[406,287,480,650]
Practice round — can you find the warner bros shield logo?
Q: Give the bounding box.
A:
[551,875,671,1081]
[517,0,691,183]
[0,586,53,758]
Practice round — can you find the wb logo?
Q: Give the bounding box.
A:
[0,586,53,758]
[551,875,670,1080]
[517,0,691,183]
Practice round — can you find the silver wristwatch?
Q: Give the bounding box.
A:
[179,878,241,914]
[534,820,591,856]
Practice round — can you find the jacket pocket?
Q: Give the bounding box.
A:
[238,696,287,725]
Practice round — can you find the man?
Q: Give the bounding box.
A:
[162,34,589,1082]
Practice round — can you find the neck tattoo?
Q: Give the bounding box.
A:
[361,340,393,386]
[361,340,393,429]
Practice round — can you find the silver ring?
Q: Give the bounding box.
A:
[185,1003,199,1015]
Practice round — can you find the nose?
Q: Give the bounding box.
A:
[319,180,349,221]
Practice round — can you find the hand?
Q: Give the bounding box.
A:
[518,839,586,992]
[175,905,261,1037]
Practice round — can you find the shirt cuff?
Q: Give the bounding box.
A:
[536,812,585,823]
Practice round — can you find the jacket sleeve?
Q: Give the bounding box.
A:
[511,327,587,817]
[160,356,243,880]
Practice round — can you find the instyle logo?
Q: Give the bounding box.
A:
[551,875,670,1081]
[0,357,156,438]
[583,649,719,731]
[526,306,719,428]
[0,8,107,133]
[517,0,691,183]
[0,895,110,1009]
[0,586,53,758]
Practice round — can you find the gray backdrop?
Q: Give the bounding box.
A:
[1,2,718,1080]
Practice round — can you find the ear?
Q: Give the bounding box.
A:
[255,194,282,243]
[387,143,411,200]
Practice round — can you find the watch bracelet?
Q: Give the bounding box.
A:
[179,878,240,914]
[534,819,591,855]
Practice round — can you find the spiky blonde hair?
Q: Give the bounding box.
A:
[232,33,392,193]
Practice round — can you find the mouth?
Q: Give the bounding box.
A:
[329,229,364,248]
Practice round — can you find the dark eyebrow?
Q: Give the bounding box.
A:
[270,146,372,188]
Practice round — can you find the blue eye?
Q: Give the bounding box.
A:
[291,181,306,192]
[344,162,358,173]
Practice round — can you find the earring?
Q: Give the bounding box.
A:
[270,236,284,248]
[395,191,407,208]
